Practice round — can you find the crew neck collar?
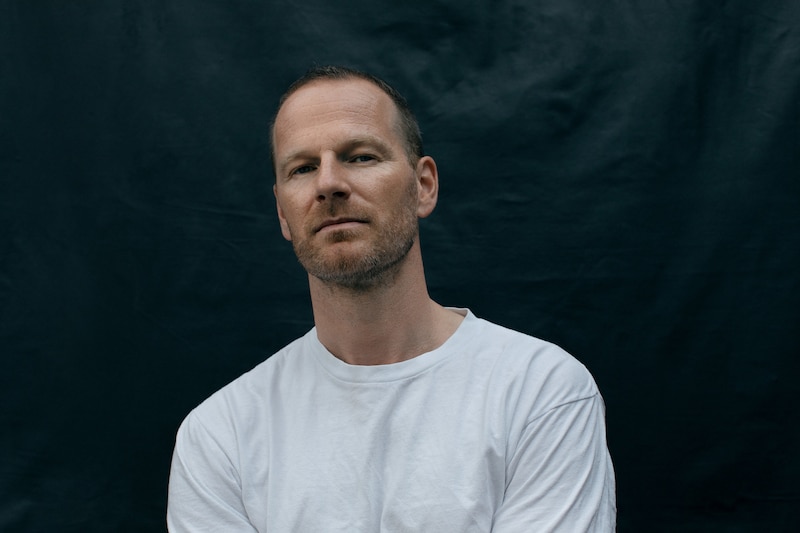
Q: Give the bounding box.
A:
[307,308,476,383]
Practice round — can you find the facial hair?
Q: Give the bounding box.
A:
[290,176,419,292]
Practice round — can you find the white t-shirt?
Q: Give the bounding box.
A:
[168,310,616,532]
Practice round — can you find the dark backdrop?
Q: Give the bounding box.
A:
[2,1,799,531]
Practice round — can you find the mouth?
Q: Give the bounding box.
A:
[315,217,368,233]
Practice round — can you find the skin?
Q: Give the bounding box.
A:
[272,78,463,365]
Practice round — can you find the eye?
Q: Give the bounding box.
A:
[291,164,315,176]
[350,154,376,163]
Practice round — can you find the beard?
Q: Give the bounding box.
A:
[290,177,419,291]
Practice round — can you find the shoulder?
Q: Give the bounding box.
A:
[463,314,600,421]
[178,332,313,440]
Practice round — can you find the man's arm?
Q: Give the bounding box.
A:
[167,414,258,533]
[492,393,616,532]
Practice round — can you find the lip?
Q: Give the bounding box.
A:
[315,217,367,233]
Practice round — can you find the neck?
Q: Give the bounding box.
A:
[308,242,463,365]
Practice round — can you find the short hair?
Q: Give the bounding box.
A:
[270,66,424,170]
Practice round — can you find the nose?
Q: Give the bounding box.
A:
[315,154,351,202]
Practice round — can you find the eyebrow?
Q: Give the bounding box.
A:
[340,136,394,158]
[277,135,395,174]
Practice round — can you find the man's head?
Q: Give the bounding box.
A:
[271,67,439,291]
[270,66,424,171]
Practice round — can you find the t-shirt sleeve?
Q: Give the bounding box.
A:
[167,411,258,533]
[491,393,617,532]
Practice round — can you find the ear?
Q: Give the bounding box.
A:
[415,156,439,218]
[273,184,293,241]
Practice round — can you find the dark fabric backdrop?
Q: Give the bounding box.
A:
[2,1,799,531]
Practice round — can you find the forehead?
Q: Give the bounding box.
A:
[273,78,402,154]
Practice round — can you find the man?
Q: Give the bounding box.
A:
[168,66,616,531]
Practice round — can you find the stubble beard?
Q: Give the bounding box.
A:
[291,179,419,292]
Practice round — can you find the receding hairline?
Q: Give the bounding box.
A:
[273,76,401,125]
[272,77,405,152]
[269,66,424,174]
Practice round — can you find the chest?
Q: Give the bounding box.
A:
[241,379,509,531]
